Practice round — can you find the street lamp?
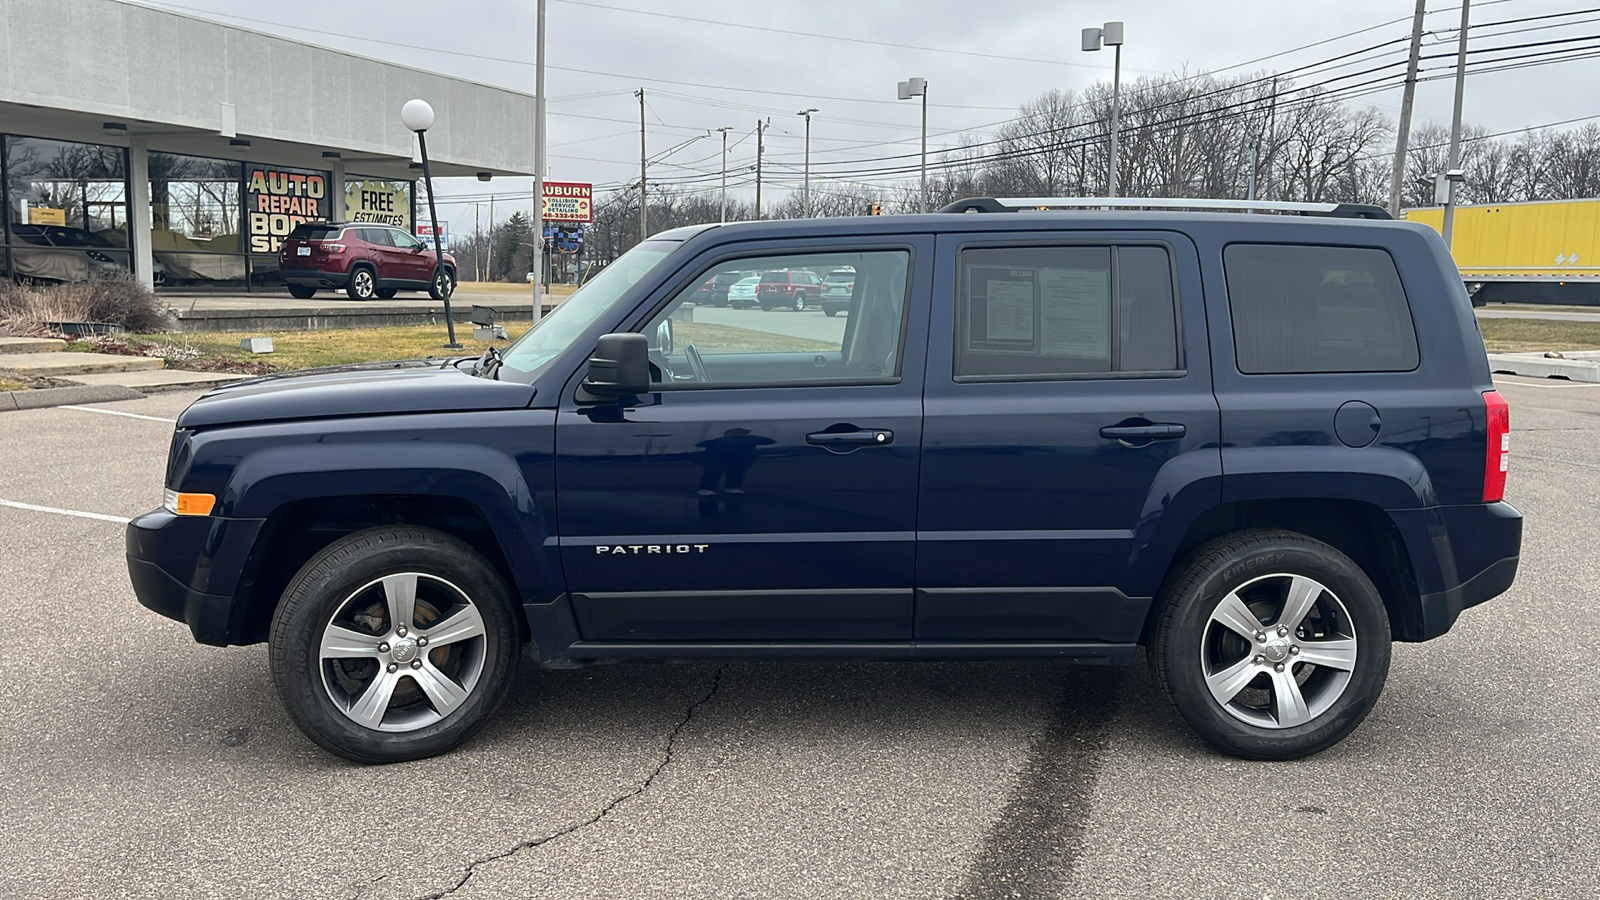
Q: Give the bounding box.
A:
[896,78,928,213]
[400,97,460,349]
[716,126,733,223]
[1081,21,1125,198]
[797,108,819,217]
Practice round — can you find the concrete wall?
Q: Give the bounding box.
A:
[0,0,536,174]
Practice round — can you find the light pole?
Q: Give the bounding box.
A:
[531,0,546,322]
[401,98,460,349]
[1443,0,1472,248]
[716,126,733,223]
[797,108,818,217]
[896,78,927,212]
[1082,21,1125,198]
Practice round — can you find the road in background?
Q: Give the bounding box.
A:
[0,375,1594,899]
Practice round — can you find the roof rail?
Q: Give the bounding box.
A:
[937,197,1392,220]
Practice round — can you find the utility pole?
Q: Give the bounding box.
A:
[474,202,481,281]
[636,87,647,241]
[716,126,733,223]
[1247,136,1260,201]
[1388,0,1428,217]
[531,0,546,321]
[798,108,818,217]
[755,118,766,219]
[487,194,495,279]
[1443,0,1471,247]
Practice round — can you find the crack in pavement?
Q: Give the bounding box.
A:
[411,664,729,900]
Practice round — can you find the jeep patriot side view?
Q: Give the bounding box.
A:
[127,198,1521,764]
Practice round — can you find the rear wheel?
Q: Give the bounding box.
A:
[268,526,520,763]
[286,284,317,299]
[345,266,376,301]
[429,266,455,301]
[824,308,837,317]
[793,294,806,311]
[375,288,398,299]
[1151,529,1390,760]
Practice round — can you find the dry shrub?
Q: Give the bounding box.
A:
[0,274,174,335]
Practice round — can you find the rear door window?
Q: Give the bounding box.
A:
[956,244,1180,378]
[1223,244,1419,374]
[361,228,395,247]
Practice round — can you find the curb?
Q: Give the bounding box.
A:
[0,385,146,412]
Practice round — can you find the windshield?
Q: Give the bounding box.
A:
[498,239,677,379]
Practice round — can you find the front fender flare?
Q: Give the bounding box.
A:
[224,442,557,604]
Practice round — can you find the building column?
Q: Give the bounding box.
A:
[127,137,155,290]
[329,157,347,220]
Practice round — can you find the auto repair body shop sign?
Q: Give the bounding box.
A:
[542,182,592,222]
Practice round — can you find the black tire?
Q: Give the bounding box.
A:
[824,309,837,317]
[345,266,377,301]
[429,266,455,301]
[793,294,806,312]
[268,526,520,764]
[375,288,398,299]
[286,284,317,299]
[1150,529,1390,761]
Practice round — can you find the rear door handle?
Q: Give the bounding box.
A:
[1099,423,1186,441]
[807,429,894,447]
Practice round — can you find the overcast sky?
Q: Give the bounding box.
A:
[131,0,1599,224]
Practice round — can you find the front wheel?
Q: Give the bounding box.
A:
[269,526,520,763]
[1151,529,1390,760]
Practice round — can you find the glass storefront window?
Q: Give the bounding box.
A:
[150,152,244,285]
[2,135,130,282]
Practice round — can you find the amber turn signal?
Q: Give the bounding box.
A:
[164,489,216,516]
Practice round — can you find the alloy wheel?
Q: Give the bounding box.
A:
[1199,573,1358,729]
[318,572,488,732]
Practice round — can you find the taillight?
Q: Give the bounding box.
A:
[1483,390,1509,502]
[318,242,346,253]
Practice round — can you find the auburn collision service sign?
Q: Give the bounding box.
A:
[542,181,592,222]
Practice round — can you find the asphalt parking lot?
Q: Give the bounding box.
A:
[1,376,1597,899]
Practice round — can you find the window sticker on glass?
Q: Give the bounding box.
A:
[1038,268,1110,360]
[968,268,1037,353]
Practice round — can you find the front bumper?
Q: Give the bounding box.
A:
[126,508,264,646]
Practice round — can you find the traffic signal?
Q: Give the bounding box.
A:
[869,202,883,216]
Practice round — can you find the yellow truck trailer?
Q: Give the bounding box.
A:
[1403,199,1600,305]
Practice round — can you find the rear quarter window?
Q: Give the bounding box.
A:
[1224,243,1419,374]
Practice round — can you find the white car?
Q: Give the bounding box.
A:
[725,275,761,308]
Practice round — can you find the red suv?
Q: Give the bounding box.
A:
[756,269,823,311]
[278,223,456,301]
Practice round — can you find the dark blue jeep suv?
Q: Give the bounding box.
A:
[127,198,1521,764]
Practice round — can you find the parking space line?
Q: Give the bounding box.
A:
[59,405,177,423]
[0,498,130,524]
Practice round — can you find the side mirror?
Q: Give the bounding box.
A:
[578,333,650,401]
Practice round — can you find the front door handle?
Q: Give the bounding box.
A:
[1099,423,1186,441]
[807,428,894,447]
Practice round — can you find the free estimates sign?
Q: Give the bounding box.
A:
[542,181,592,222]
